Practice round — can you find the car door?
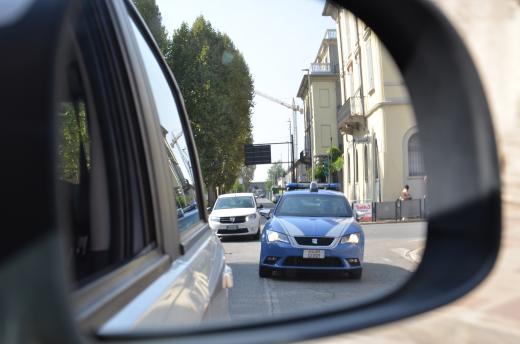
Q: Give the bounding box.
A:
[31,0,230,334]
[95,0,232,331]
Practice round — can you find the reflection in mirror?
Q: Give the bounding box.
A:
[129,18,203,233]
[131,0,427,328]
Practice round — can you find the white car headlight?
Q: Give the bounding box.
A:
[209,215,220,222]
[246,213,257,221]
[340,233,360,244]
[266,229,289,243]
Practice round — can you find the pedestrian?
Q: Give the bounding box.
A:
[400,184,412,201]
[399,185,412,221]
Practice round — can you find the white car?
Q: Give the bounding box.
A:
[209,193,262,239]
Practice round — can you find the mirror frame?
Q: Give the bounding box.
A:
[0,0,500,342]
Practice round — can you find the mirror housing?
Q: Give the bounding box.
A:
[257,204,263,209]
[259,209,271,219]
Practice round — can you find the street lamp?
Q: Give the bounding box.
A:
[301,68,314,182]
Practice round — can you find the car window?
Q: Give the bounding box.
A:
[56,12,155,285]
[214,196,255,209]
[276,194,352,217]
[129,19,203,233]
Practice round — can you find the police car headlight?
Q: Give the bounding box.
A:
[246,213,257,221]
[341,233,360,244]
[209,215,220,222]
[266,230,289,243]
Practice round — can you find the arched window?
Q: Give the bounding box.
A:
[408,133,425,176]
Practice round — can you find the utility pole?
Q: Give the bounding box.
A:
[291,134,295,182]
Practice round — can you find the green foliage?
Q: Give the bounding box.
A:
[176,195,187,208]
[311,146,344,183]
[132,0,169,54]
[313,164,326,182]
[239,165,256,191]
[57,102,90,184]
[231,180,245,193]
[166,16,254,197]
[267,161,285,183]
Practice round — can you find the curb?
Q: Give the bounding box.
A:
[359,219,427,225]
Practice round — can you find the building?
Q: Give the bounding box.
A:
[296,29,342,184]
[323,2,426,202]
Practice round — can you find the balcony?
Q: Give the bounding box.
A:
[337,97,367,136]
[310,62,338,74]
[324,29,337,40]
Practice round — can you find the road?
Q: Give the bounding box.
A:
[222,198,427,321]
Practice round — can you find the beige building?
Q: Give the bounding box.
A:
[296,29,342,183]
[323,3,426,202]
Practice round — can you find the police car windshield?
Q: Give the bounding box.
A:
[214,196,255,209]
[276,194,353,217]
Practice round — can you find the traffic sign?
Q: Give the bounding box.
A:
[244,144,271,165]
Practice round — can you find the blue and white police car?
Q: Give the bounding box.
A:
[259,182,364,279]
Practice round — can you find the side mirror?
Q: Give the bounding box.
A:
[257,204,263,209]
[207,207,212,213]
[259,209,271,219]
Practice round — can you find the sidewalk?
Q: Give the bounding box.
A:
[302,201,520,343]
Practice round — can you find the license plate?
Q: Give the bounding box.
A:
[226,225,239,230]
[303,250,325,259]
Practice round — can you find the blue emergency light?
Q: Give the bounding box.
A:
[286,182,341,191]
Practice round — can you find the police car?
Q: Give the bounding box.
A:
[259,182,364,279]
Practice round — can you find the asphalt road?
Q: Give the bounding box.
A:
[222,198,427,321]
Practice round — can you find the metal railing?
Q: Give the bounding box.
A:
[310,62,338,74]
[352,198,428,222]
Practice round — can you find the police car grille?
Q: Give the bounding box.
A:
[294,237,334,246]
[219,216,246,223]
[283,257,344,267]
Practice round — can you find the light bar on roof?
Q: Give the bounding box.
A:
[286,182,341,191]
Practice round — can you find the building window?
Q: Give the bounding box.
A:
[408,133,425,176]
[321,125,332,148]
[364,145,368,182]
[374,139,380,180]
[345,13,351,55]
[365,35,375,92]
[347,153,351,184]
[347,64,354,97]
[319,89,330,108]
[355,149,359,183]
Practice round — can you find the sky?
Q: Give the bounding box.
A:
[156,0,335,182]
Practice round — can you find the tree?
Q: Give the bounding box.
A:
[166,16,254,205]
[313,146,344,182]
[239,165,256,192]
[267,162,285,184]
[132,0,169,54]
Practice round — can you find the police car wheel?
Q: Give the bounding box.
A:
[259,266,272,278]
[348,269,362,279]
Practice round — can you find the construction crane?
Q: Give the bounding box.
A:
[255,90,303,114]
[255,90,302,165]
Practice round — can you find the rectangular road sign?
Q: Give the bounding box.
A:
[244,144,271,165]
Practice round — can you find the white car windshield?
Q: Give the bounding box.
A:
[214,196,255,209]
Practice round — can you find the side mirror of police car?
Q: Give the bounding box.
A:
[259,209,271,219]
